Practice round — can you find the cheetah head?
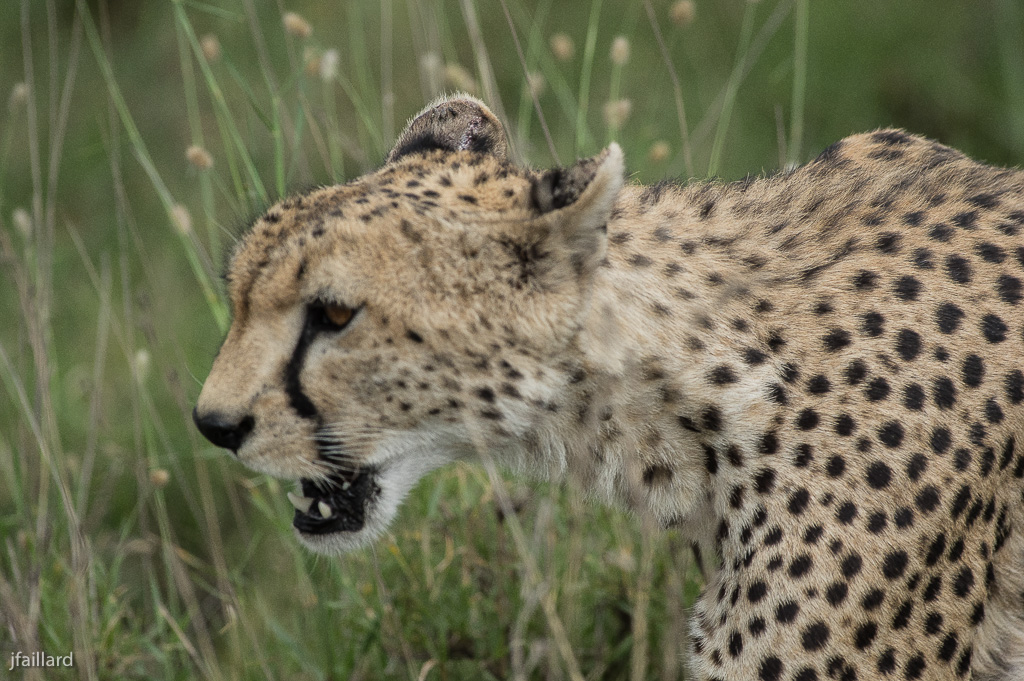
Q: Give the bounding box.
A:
[193,95,624,553]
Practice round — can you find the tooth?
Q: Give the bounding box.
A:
[341,481,351,491]
[318,501,333,519]
[287,492,313,514]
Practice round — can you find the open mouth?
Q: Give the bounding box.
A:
[286,467,380,535]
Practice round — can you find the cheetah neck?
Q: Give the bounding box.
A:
[533,183,784,554]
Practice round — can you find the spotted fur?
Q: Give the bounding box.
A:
[195,96,1024,681]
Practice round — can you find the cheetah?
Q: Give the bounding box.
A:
[194,95,1024,680]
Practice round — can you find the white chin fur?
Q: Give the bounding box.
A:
[295,448,449,555]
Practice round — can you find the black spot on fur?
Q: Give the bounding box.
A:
[962,354,985,387]
[933,377,957,409]
[862,312,885,337]
[823,328,851,352]
[1005,370,1024,404]
[997,274,1022,304]
[893,275,921,301]
[913,248,934,269]
[895,329,922,361]
[845,360,867,385]
[498,238,547,289]
[935,303,964,333]
[853,270,879,290]
[981,314,1007,343]
[709,365,739,385]
[945,255,972,284]
[875,232,901,254]
[643,464,674,485]
[873,130,912,146]
[952,210,978,229]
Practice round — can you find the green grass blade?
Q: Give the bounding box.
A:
[74,0,229,332]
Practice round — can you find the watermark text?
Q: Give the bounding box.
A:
[9,651,74,671]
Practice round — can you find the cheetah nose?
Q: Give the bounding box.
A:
[192,407,254,453]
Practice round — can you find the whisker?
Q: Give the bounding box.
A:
[303,424,401,481]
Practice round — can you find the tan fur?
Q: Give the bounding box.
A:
[196,98,1024,680]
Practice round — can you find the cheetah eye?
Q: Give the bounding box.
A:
[308,301,357,332]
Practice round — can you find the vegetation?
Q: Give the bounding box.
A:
[1,1,1021,679]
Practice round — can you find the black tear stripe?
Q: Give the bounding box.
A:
[284,309,321,421]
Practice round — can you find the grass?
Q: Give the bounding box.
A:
[1,1,1022,679]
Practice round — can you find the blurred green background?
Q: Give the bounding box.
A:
[1,1,1022,679]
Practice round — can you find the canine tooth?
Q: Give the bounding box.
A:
[318,501,333,519]
[342,481,351,491]
[287,492,314,514]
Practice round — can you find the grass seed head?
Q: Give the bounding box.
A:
[150,469,170,488]
[200,34,221,62]
[8,82,28,113]
[649,140,671,163]
[12,207,32,238]
[526,71,546,98]
[186,145,214,170]
[171,204,192,236]
[282,11,313,39]
[610,36,631,66]
[134,349,151,382]
[670,0,697,27]
[550,33,575,61]
[444,63,479,95]
[303,47,321,77]
[419,52,444,94]
[320,49,340,82]
[603,98,633,128]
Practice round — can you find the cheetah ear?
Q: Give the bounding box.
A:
[529,143,624,278]
[387,94,509,163]
[531,144,624,215]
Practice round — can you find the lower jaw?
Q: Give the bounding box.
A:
[293,507,366,534]
[290,469,380,535]
[295,525,379,554]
